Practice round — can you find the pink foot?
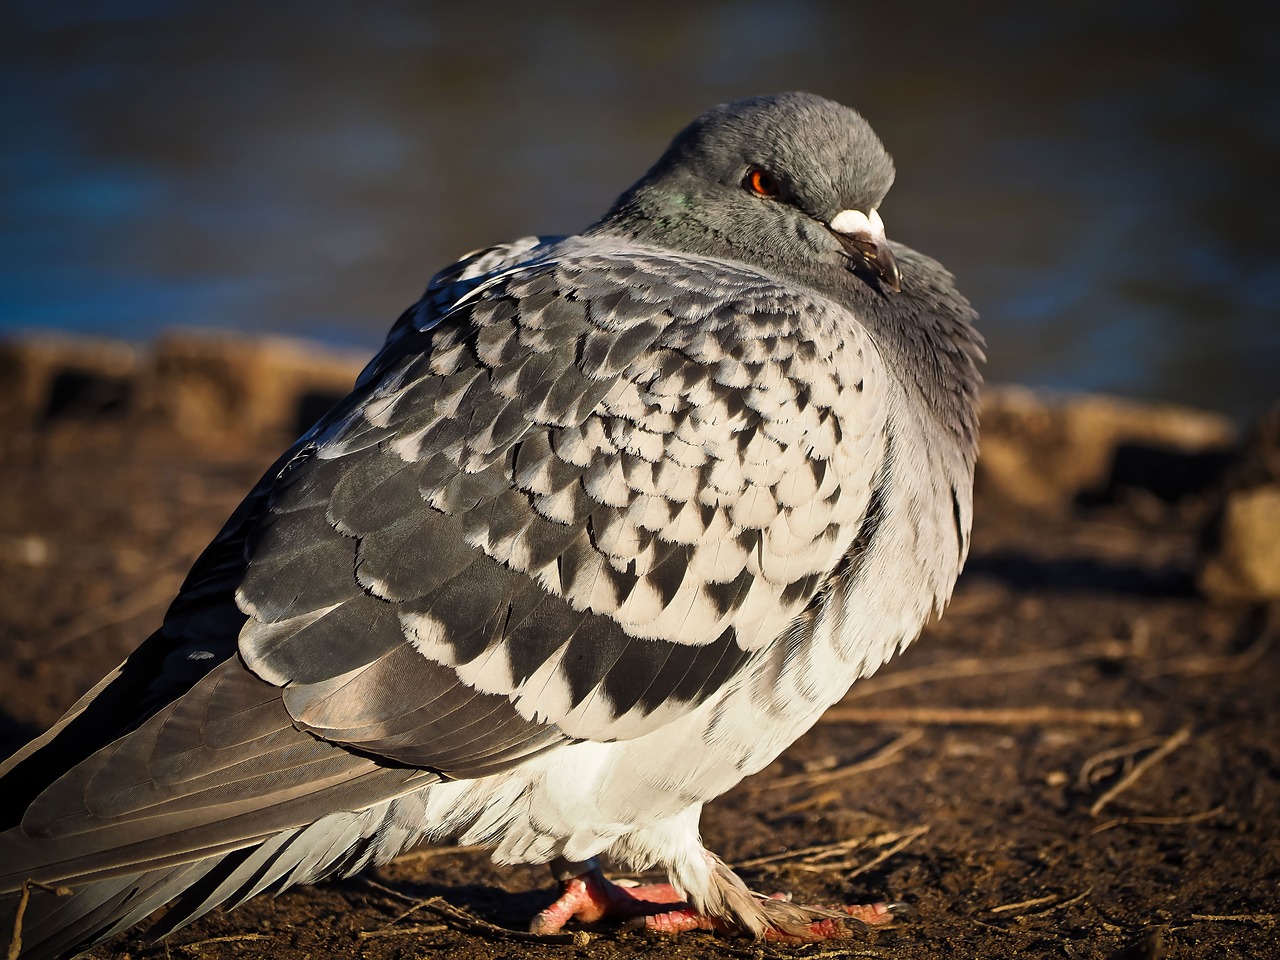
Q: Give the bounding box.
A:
[635,897,897,943]
[529,866,687,934]
[529,863,899,942]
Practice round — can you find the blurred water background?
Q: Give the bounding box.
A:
[1,0,1277,421]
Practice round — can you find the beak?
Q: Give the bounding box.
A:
[829,208,901,293]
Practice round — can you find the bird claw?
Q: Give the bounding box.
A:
[530,866,898,942]
[625,899,897,943]
[749,898,897,943]
[529,867,686,934]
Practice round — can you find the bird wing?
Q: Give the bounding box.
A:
[240,243,888,751]
[3,241,887,888]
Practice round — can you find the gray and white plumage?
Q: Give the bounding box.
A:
[0,92,982,957]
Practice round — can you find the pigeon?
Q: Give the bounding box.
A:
[0,91,982,957]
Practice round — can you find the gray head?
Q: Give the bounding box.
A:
[595,92,902,293]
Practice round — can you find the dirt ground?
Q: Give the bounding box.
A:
[1,381,1277,960]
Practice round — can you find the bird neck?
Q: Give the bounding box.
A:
[588,179,725,254]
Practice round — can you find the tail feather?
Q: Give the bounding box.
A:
[0,654,442,958]
[5,861,215,960]
[0,656,438,894]
[3,794,429,958]
[145,831,299,942]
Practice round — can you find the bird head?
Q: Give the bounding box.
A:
[598,92,902,294]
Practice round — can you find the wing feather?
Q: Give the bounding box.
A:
[238,244,887,750]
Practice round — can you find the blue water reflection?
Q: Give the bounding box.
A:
[1,0,1276,419]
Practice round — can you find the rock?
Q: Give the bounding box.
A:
[141,331,364,441]
[1198,402,1280,603]
[1198,485,1280,602]
[0,331,366,445]
[978,385,1237,511]
[0,335,141,423]
[1228,402,1280,488]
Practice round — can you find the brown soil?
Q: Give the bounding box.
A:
[1,390,1277,960]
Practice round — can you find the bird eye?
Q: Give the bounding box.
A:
[743,167,780,198]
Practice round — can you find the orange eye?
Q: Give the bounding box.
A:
[744,168,779,197]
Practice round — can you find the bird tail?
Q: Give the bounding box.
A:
[0,642,439,959]
[2,794,426,960]
[4,856,222,960]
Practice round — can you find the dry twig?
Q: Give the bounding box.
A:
[988,889,1090,919]
[746,729,923,794]
[389,843,485,867]
[1141,630,1273,679]
[737,827,931,878]
[1079,735,1169,788]
[732,826,928,878]
[356,924,448,939]
[358,876,419,904]
[989,894,1060,914]
[1089,727,1192,816]
[7,880,71,960]
[734,838,869,871]
[176,933,272,949]
[356,890,573,945]
[841,826,930,880]
[415,896,577,943]
[1186,913,1277,925]
[841,639,1133,700]
[1091,805,1225,834]
[47,573,181,652]
[821,706,1143,728]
